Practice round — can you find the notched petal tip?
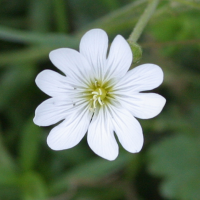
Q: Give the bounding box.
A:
[87,135,119,161]
[49,48,70,67]
[46,135,63,151]
[105,34,132,80]
[35,69,49,86]
[49,48,69,59]
[33,107,46,127]
[116,63,165,92]
[89,144,119,161]
[106,154,118,161]
[35,69,59,89]
[131,138,144,153]
[157,95,166,113]
[79,28,108,80]
[151,64,164,83]
[45,104,92,151]
[148,94,166,119]
[110,107,144,154]
[147,94,166,119]
[87,108,119,161]
[33,116,40,126]
[80,28,108,50]
[49,48,81,75]
[83,28,107,35]
[121,129,144,154]
[33,116,39,126]
[147,64,164,86]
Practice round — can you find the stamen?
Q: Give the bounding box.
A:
[92,91,98,95]
[90,86,107,110]
[93,95,97,100]
[98,97,103,105]
[93,98,97,108]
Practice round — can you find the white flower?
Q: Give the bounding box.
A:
[34,29,166,161]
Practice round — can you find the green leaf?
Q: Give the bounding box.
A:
[75,0,147,37]
[52,0,69,33]
[20,172,47,200]
[0,132,18,187]
[0,47,51,66]
[174,0,200,10]
[28,0,51,32]
[0,133,16,172]
[50,153,132,194]
[18,118,42,171]
[0,65,36,111]
[0,25,79,48]
[0,167,19,186]
[148,134,200,200]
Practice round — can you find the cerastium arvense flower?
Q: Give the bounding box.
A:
[34,29,166,160]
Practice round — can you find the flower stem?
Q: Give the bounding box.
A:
[53,0,69,33]
[174,0,200,9]
[128,0,159,43]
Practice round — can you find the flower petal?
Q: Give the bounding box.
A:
[114,64,164,92]
[49,48,93,87]
[33,98,72,126]
[117,93,166,119]
[104,35,132,81]
[87,106,118,161]
[109,105,143,153]
[47,103,92,150]
[79,29,108,81]
[35,70,72,97]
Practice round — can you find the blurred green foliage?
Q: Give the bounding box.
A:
[0,0,200,199]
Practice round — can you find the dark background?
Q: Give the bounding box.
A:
[0,0,200,199]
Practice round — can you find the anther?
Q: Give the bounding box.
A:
[98,97,103,106]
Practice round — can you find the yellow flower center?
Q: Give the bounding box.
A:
[91,87,107,109]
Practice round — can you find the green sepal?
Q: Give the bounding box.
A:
[127,40,142,64]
